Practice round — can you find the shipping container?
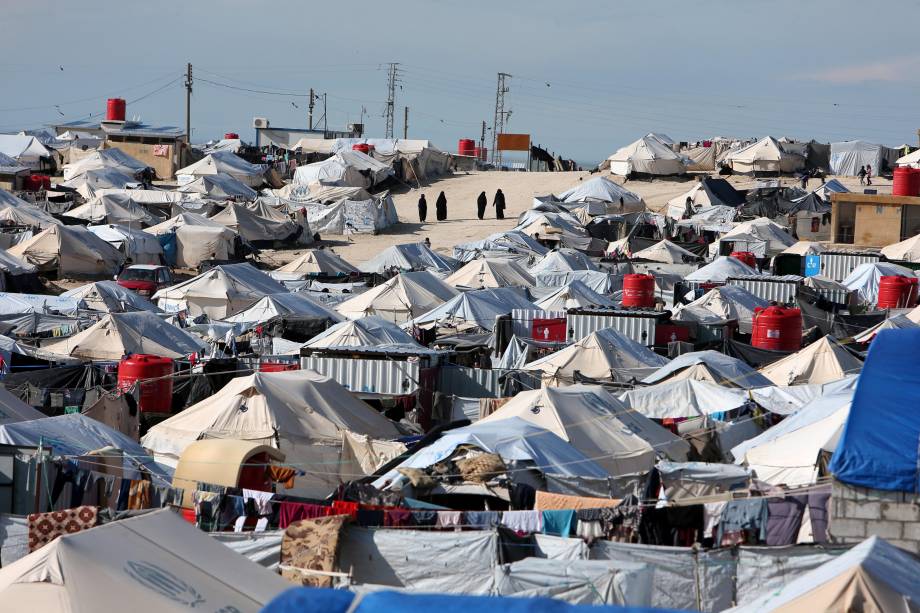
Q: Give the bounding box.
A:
[819,251,880,282]
[726,275,802,305]
[300,355,421,395]
[566,308,667,345]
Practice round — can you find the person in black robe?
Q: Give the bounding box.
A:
[476,191,487,220]
[493,189,506,219]
[417,194,427,222]
[435,191,447,221]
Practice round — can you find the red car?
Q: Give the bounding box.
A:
[116,265,173,298]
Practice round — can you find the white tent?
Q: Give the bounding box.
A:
[631,240,700,264]
[780,241,825,256]
[533,280,616,311]
[758,337,863,385]
[41,311,207,360]
[829,140,890,176]
[852,313,919,343]
[445,258,535,289]
[177,173,258,199]
[408,287,537,332]
[842,261,917,304]
[0,509,289,612]
[176,150,267,187]
[730,537,920,613]
[556,177,645,209]
[529,249,597,274]
[144,212,238,268]
[0,134,52,170]
[65,192,160,226]
[642,350,772,388]
[153,263,287,318]
[60,168,141,199]
[87,224,165,266]
[304,316,422,349]
[618,379,752,420]
[895,148,920,168]
[684,256,760,283]
[479,385,690,476]
[142,369,401,496]
[293,150,393,189]
[731,391,853,486]
[0,189,61,229]
[721,137,804,174]
[665,178,744,219]
[523,327,668,385]
[672,285,768,333]
[337,271,458,323]
[608,135,687,176]
[61,147,149,180]
[713,218,796,258]
[62,280,161,313]
[273,249,357,277]
[209,203,301,243]
[8,224,125,277]
[880,233,920,262]
[453,230,549,262]
[359,242,458,274]
[223,292,342,327]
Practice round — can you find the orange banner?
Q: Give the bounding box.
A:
[497,133,531,151]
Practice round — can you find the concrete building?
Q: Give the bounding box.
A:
[830,192,920,247]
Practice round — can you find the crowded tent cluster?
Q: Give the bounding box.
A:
[2,125,920,613]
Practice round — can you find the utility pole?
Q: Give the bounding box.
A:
[184,62,193,146]
[308,87,315,130]
[491,72,511,167]
[403,106,409,139]
[384,62,400,139]
[480,120,487,160]
[323,93,328,135]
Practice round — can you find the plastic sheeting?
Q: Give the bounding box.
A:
[608,136,687,176]
[619,379,751,420]
[534,281,615,311]
[176,150,268,187]
[642,350,771,388]
[684,257,759,283]
[493,558,653,606]
[555,177,644,206]
[672,285,768,334]
[62,280,161,313]
[829,140,889,176]
[211,531,284,570]
[337,271,458,324]
[841,261,917,305]
[153,263,287,319]
[529,249,597,275]
[409,287,537,332]
[360,242,458,274]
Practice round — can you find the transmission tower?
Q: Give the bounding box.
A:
[384,62,400,139]
[491,72,511,166]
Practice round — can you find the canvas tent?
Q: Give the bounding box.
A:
[337,271,458,323]
[453,230,549,263]
[0,134,52,170]
[87,223,165,265]
[304,316,422,349]
[533,280,616,311]
[65,192,161,227]
[631,239,701,264]
[618,379,752,420]
[852,313,919,343]
[759,337,863,385]
[61,147,149,180]
[176,150,268,187]
[0,386,46,426]
[144,212,239,268]
[0,189,61,228]
[672,285,768,334]
[721,137,805,174]
[224,292,342,327]
[712,218,796,258]
[300,193,398,235]
[209,202,302,243]
[842,261,916,305]
[62,280,161,313]
[479,385,690,476]
[0,509,289,613]
[642,350,772,388]
[293,150,393,189]
[60,168,140,199]
[879,233,920,262]
[665,178,744,219]
[555,176,645,209]
[41,311,207,360]
[142,369,401,496]
[684,256,760,283]
[273,249,357,277]
[523,327,668,385]
[829,140,894,176]
[153,263,287,318]
[529,249,596,274]
[177,173,258,199]
[359,242,458,274]
[608,135,687,176]
[408,287,537,332]
[8,224,124,277]
[445,258,535,289]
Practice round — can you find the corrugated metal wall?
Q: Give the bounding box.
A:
[511,309,565,339]
[566,313,658,345]
[726,277,800,304]
[437,364,540,398]
[300,356,419,395]
[820,253,879,282]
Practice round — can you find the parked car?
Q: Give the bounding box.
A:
[116,265,173,298]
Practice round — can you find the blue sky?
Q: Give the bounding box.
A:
[2,0,919,162]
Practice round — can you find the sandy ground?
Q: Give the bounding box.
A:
[257,171,887,269]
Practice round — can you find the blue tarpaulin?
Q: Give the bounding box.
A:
[829,329,920,492]
[262,589,676,613]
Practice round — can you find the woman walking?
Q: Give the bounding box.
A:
[417,194,427,222]
[436,191,448,221]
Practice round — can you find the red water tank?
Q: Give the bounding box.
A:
[730,251,757,269]
[259,361,299,373]
[877,275,915,308]
[911,168,920,197]
[458,138,476,157]
[106,98,126,121]
[751,306,803,351]
[352,143,375,155]
[23,175,43,191]
[224,132,240,140]
[893,167,914,196]
[40,175,51,189]
[622,273,656,308]
[117,354,174,413]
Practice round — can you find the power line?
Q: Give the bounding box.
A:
[492,72,511,166]
[384,62,401,139]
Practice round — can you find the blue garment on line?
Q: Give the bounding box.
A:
[465,511,500,528]
[541,510,577,537]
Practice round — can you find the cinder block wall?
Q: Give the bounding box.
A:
[830,479,920,553]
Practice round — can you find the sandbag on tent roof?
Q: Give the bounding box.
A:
[829,140,891,176]
[359,242,458,274]
[721,136,805,174]
[533,280,616,311]
[144,212,238,268]
[209,202,300,243]
[65,192,161,226]
[759,336,862,386]
[176,150,268,187]
[142,369,400,496]
[273,249,357,277]
[445,258,535,289]
[665,178,744,219]
[618,379,752,420]
[523,327,668,385]
[0,509,289,613]
[730,537,920,613]
[42,310,206,360]
[453,230,549,262]
[337,271,457,323]
[87,223,164,266]
[408,287,537,332]
[61,147,149,180]
[731,390,853,486]
[631,240,701,264]
[304,316,421,349]
[0,134,52,169]
[293,150,393,189]
[529,249,597,274]
[153,263,286,319]
[224,292,342,327]
[177,173,258,199]
[480,385,689,476]
[8,224,125,277]
[643,350,772,388]
[684,256,760,283]
[608,135,687,176]
[62,280,161,313]
[672,285,768,333]
[879,233,920,262]
[373,416,611,491]
[842,261,916,304]
[556,176,645,206]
